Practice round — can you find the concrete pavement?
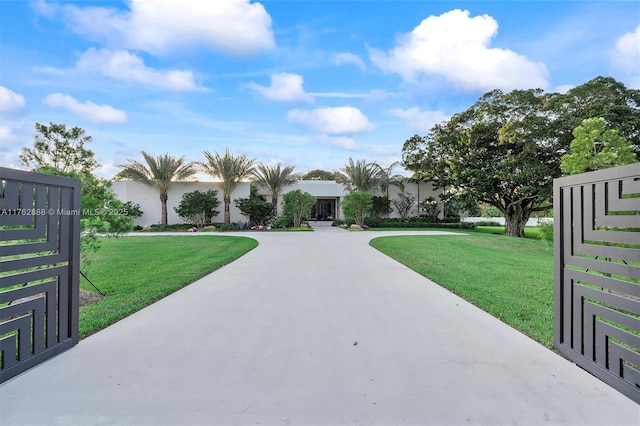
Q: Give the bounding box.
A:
[1,224,638,425]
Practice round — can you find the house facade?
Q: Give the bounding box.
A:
[111,179,442,227]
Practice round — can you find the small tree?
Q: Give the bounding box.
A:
[20,122,98,174]
[371,195,392,218]
[174,190,220,228]
[342,191,373,226]
[282,189,316,228]
[235,184,274,226]
[392,192,416,222]
[420,197,440,223]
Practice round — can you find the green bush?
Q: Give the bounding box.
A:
[342,191,373,226]
[270,215,294,229]
[147,224,193,232]
[331,219,345,227]
[174,189,220,228]
[366,221,476,229]
[235,184,274,226]
[538,220,554,247]
[364,216,383,227]
[282,189,316,228]
[216,223,237,231]
[475,220,502,226]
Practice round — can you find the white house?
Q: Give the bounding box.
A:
[111,179,442,227]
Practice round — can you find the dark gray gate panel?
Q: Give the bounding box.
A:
[554,162,640,403]
[0,167,81,383]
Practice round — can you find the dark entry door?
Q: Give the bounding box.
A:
[313,199,335,220]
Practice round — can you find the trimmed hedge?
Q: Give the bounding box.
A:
[368,221,476,229]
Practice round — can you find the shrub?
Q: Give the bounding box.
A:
[174,189,220,228]
[538,220,554,247]
[371,196,391,218]
[364,216,383,227]
[342,191,373,226]
[235,184,275,226]
[282,189,316,227]
[475,220,502,227]
[216,223,237,232]
[420,197,440,223]
[331,219,345,227]
[147,223,193,232]
[270,215,294,229]
[392,192,416,222]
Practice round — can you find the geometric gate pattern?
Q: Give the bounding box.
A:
[554,162,640,403]
[0,167,80,384]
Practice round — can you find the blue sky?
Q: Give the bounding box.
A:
[1,0,639,179]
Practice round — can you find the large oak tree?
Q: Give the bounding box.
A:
[402,77,640,238]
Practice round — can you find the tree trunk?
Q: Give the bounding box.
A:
[272,195,278,216]
[224,196,231,224]
[160,192,168,225]
[504,209,529,237]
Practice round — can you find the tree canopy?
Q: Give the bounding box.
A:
[340,158,383,192]
[251,163,299,215]
[20,122,98,174]
[560,117,636,175]
[402,76,640,237]
[116,151,197,225]
[404,89,560,237]
[199,149,255,223]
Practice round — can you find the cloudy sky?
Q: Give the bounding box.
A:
[1,0,638,179]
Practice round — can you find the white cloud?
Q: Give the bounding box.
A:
[43,93,128,123]
[369,9,549,92]
[332,52,366,71]
[613,25,640,89]
[76,48,197,91]
[389,107,449,132]
[286,106,373,134]
[246,73,314,102]
[45,0,274,56]
[315,134,358,150]
[0,86,26,112]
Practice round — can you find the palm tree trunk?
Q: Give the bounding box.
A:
[160,192,168,225]
[224,196,231,223]
[272,195,278,216]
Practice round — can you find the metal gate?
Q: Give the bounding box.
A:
[0,167,81,383]
[554,162,640,403]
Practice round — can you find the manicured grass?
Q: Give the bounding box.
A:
[473,225,541,239]
[79,236,257,339]
[370,232,554,348]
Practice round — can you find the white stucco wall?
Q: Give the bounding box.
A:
[111,179,444,226]
[111,181,250,226]
[257,180,444,220]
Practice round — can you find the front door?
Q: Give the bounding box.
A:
[312,199,335,220]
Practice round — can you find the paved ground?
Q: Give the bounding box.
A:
[1,223,638,425]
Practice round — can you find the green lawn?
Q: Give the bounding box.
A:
[369,232,555,348]
[79,236,257,339]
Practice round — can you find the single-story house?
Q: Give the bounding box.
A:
[111,179,442,227]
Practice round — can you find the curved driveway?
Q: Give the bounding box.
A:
[2,224,638,425]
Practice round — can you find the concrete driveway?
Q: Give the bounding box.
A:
[1,225,638,425]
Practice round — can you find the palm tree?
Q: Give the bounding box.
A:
[251,163,300,215]
[200,148,255,223]
[379,161,405,197]
[340,158,384,192]
[116,151,196,225]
